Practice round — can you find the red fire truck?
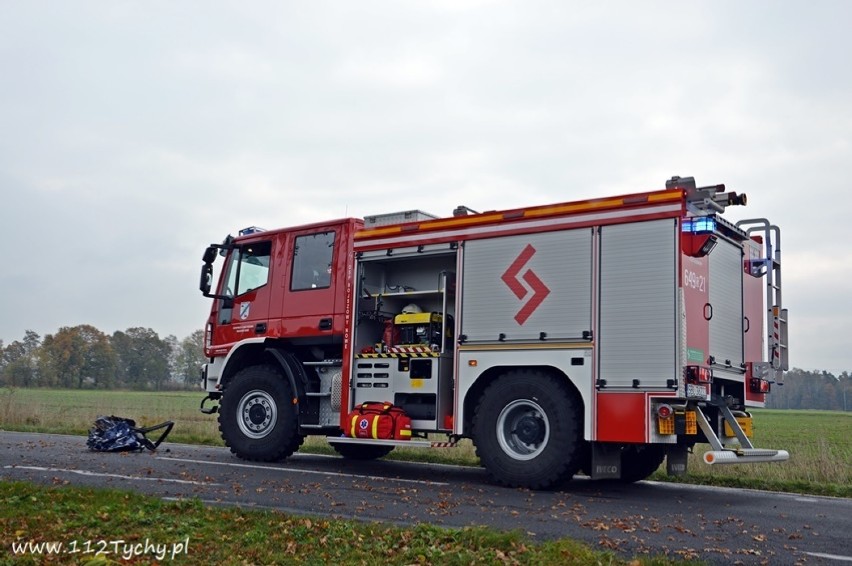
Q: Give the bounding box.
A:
[198,175,789,489]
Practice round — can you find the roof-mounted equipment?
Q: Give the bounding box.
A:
[666,175,747,215]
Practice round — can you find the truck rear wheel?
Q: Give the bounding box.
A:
[330,442,394,460]
[219,365,305,461]
[472,370,583,489]
[618,444,666,483]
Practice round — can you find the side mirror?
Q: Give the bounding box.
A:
[200,263,213,295]
[202,246,218,264]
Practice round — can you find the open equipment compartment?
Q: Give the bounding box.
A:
[352,244,457,431]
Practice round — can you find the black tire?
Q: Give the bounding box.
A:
[218,364,305,461]
[330,442,394,460]
[618,444,666,483]
[472,370,583,490]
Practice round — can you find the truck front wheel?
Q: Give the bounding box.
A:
[219,365,304,461]
[472,370,583,489]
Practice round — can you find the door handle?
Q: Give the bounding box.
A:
[255,323,267,334]
[319,318,332,330]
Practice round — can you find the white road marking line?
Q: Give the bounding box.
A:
[645,480,851,501]
[803,552,852,562]
[4,465,219,486]
[157,456,450,486]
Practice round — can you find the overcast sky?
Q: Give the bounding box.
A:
[1,1,850,374]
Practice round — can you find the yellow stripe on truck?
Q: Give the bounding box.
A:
[354,190,683,241]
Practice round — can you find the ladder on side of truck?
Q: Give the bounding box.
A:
[737,218,789,382]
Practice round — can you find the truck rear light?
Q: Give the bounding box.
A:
[656,407,697,436]
[682,410,698,435]
[685,365,712,384]
[657,404,675,434]
[749,377,771,394]
[657,414,674,435]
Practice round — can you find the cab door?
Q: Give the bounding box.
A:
[213,238,273,346]
[274,226,341,338]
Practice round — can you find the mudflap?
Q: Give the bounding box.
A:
[590,443,621,480]
[666,445,689,476]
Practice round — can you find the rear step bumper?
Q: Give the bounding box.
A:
[704,448,790,465]
[695,398,790,467]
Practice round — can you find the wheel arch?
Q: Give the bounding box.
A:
[221,340,306,403]
[469,365,588,489]
[462,364,585,437]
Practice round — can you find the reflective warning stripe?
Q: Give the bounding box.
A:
[356,353,440,358]
[355,190,684,242]
[386,346,432,354]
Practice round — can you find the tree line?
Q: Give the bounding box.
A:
[765,368,852,411]
[1,326,850,409]
[0,326,205,390]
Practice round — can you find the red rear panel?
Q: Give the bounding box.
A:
[595,392,647,443]
[682,254,711,368]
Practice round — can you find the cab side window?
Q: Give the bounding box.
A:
[223,241,272,297]
[291,231,335,290]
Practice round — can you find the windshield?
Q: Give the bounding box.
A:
[222,241,272,297]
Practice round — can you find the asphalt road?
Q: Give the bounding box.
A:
[1,431,850,564]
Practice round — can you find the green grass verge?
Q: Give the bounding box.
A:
[0,481,685,566]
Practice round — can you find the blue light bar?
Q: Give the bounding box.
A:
[238,226,266,236]
[682,217,717,234]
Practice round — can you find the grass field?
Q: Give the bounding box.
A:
[1,387,849,497]
[0,388,221,446]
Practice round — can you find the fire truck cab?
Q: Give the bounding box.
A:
[198,176,789,489]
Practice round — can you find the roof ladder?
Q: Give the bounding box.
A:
[737,218,788,383]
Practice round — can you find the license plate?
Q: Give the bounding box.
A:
[686,383,708,399]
